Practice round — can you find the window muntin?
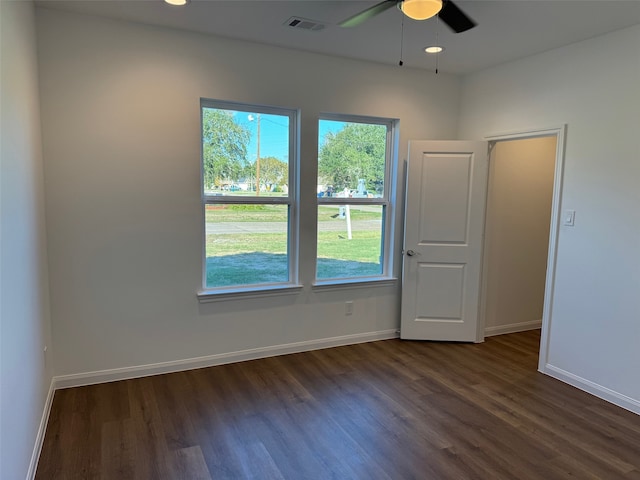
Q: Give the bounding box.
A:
[316,116,394,281]
[201,100,297,290]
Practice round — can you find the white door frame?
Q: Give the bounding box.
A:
[480,125,567,372]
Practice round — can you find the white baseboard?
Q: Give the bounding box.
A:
[26,379,55,480]
[484,319,542,337]
[541,364,640,416]
[53,329,400,390]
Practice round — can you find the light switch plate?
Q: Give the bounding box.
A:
[563,209,575,226]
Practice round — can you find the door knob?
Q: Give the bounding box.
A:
[406,250,416,256]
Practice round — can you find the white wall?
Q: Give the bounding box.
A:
[484,137,556,335]
[35,9,461,377]
[0,1,54,478]
[460,25,640,410]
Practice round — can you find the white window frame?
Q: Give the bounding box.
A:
[198,99,300,300]
[315,113,397,285]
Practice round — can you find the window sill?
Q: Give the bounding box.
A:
[197,284,304,303]
[312,277,398,292]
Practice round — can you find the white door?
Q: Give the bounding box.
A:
[400,141,489,342]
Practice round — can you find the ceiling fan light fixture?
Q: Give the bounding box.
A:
[400,0,443,21]
[164,0,190,6]
[425,46,444,54]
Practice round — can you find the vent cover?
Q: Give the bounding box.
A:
[284,17,326,32]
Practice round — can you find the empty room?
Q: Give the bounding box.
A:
[2,1,639,478]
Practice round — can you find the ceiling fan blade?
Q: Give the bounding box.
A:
[438,0,476,33]
[339,0,398,28]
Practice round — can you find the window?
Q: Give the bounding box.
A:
[201,100,298,292]
[316,115,396,282]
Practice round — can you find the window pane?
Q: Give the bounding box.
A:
[318,119,387,199]
[202,108,290,197]
[316,205,383,279]
[205,204,289,288]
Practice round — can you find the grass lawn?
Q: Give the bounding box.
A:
[206,230,382,287]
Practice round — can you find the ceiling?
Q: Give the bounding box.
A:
[36,0,640,74]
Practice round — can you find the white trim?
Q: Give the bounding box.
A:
[476,141,495,343]
[26,379,55,480]
[52,329,400,390]
[541,364,640,416]
[199,99,299,292]
[538,125,566,370]
[203,195,290,205]
[484,319,542,337]
[484,126,566,142]
[316,114,398,281]
[317,197,387,205]
[481,125,566,369]
[312,277,397,291]
[197,283,303,303]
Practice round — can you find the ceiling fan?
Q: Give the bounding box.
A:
[339,0,476,33]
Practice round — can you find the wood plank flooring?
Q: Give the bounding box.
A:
[36,330,640,479]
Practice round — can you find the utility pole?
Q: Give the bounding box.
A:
[256,113,261,196]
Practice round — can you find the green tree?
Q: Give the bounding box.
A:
[258,156,288,189]
[202,108,251,189]
[318,123,386,193]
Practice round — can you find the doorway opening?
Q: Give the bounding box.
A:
[482,126,566,371]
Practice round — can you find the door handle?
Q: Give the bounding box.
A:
[406,250,416,256]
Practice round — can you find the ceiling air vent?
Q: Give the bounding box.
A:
[284,17,326,32]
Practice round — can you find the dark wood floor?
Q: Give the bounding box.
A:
[36,330,640,479]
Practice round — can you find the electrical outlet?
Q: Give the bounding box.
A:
[345,301,354,316]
